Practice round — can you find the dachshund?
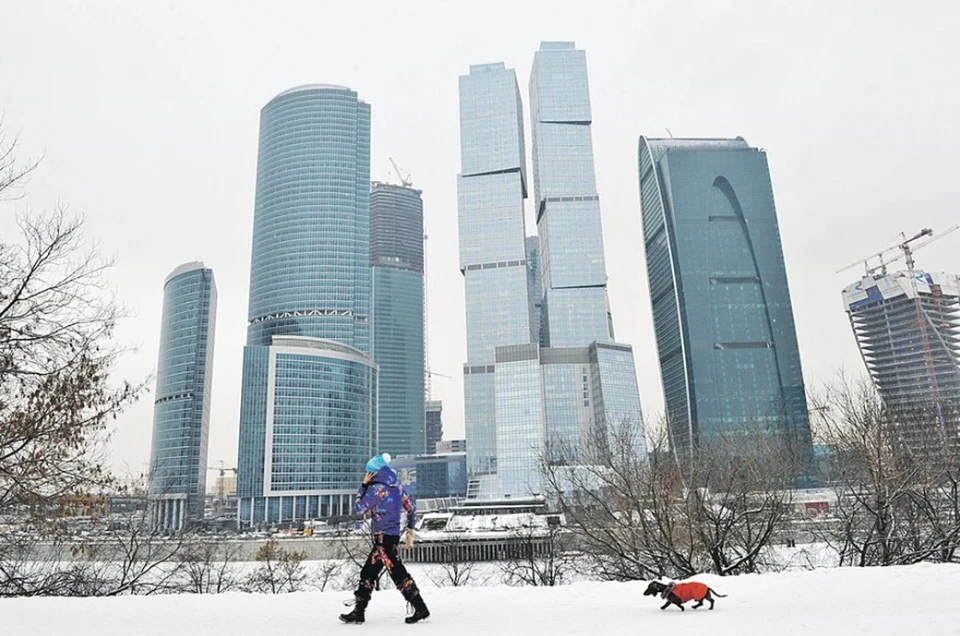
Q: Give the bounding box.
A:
[643,580,727,611]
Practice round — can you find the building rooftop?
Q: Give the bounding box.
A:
[164,261,208,286]
[467,62,507,74]
[641,136,751,162]
[539,41,576,50]
[269,84,361,102]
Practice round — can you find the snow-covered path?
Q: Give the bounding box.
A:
[4,563,959,635]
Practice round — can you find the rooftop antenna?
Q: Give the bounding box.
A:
[665,127,674,138]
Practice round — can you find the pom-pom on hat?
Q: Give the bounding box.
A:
[365,453,392,474]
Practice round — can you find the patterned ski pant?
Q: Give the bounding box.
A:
[355,533,418,601]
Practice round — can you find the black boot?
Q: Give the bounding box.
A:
[404,591,430,624]
[339,595,369,624]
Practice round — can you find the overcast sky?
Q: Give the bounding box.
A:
[2,1,958,477]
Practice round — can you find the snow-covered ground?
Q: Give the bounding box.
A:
[4,562,960,635]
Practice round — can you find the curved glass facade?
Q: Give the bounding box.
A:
[149,262,217,530]
[638,136,813,472]
[238,85,376,526]
[247,85,371,351]
[239,337,377,525]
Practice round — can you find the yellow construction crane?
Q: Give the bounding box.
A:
[207,461,237,499]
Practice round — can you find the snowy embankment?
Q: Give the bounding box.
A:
[4,563,960,635]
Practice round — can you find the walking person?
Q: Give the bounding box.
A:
[340,453,430,624]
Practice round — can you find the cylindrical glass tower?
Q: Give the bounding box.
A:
[237,85,376,527]
[149,262,217,530]
[247,84,371,350]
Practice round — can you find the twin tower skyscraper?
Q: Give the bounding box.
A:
[459,42,646,498]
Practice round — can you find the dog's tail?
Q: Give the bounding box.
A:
[708,587,728,598]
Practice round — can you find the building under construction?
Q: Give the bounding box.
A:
[843,260,960,452]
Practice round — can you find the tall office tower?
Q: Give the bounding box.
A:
[530,42,611,348]
[843,271,960,450]
[370,182,425,456]
[458,63,536,494]
[456,45,647,500]
[528,41,646,470]
[148,262,217,530]
[637,136,813,470]
[237,85,377,526]
[425,400,444,454]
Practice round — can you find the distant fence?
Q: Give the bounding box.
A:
[402,535,561,563]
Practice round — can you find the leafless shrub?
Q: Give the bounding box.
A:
[0,503,186,597]
[178,539,242,594]
[244,539,308,594]
[499,523,574,587]
[427,533,485,587]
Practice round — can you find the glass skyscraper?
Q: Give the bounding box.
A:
[526,42,646,493]
[530,42,611,349]
[237,85,377,526]
[370,182,425,457]
[148,262,217,530]
[458,63,536,488]
[457,44,646,499]
[637,136,813,466]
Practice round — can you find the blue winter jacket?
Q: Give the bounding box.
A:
[354,465,417,536]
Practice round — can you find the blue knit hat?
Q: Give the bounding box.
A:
[365,453,391,474]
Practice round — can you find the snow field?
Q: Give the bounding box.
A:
[3,562,959,635]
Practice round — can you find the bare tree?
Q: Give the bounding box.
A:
[245,539,308,594]
[427,533,483,587]
[311,537,356,592]
[0,497,187,597]
[0,121,39,198]
[178,539,242,594]
[499,522,573,587]
[543,420,688,580]
[544,416,798,581]
[1,171,142,521]
[682,435,795,576]
[810,374,960,566]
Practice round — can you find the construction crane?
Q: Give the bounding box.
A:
[389,157,413,187]
[425,369,453,400]
[207,461,238,499]
[836,225,959,277]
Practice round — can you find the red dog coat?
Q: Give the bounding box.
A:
[670,582,710,604]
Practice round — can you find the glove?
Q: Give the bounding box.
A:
[404,529,415,550]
